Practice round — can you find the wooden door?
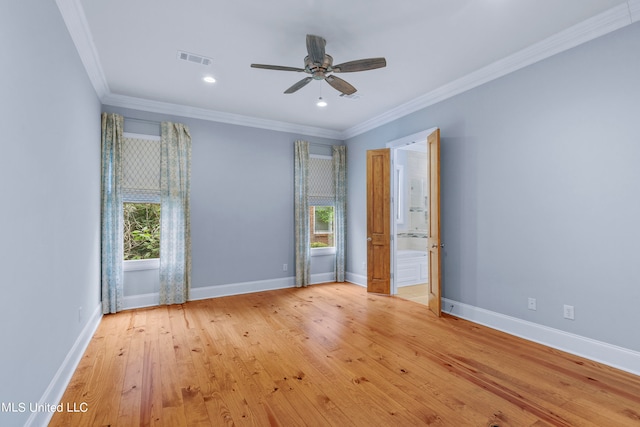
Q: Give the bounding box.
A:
[427,129,442,316]
[367,148,391,294]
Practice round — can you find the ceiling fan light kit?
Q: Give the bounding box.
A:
[251,34,386,96]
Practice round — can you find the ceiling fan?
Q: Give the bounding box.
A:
[251,34,386,96]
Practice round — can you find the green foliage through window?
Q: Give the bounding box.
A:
[314,206,334,227]
[310,206,334,248]
[124,203,161,260]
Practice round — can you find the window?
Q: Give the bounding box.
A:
[308,154,336,254]
[123,202,160,260]
[310,205,334,248]
[121,133,162,267]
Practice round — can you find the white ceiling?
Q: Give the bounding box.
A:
[62,0,636,138]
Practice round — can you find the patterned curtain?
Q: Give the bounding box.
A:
[294,140,310,287]
[101,113,124,314]
[159,122,192,304]
[333,145,347,282]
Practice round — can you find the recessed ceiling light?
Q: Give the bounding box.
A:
[203,76,216,83]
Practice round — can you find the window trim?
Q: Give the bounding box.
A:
[123,258,160,271]
[311,246,336,256]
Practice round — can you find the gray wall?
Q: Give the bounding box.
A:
[0,1,102,426]
[346,22,640,352]
[2,5,636,425]
[102,106,342,294]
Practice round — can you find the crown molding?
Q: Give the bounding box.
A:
[102,93,344,140]
[342,1,636,139]
[55,0,109,99]
[58,0,636,141]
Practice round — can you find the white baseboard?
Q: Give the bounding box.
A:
[310,272,337,285]
[26,303,102,427]
[190,276,296,301]
[443,298,640,377]
[122,292,159,310]
[346,272,366,287]
[121,274,340,309]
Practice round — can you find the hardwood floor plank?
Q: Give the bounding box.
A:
[51,283,640,427]
[80,312,129,426]
[223,295,374,426]
[165,306,219,427]
[285,285,537,426]
[214,294,331,426]
[116,311,145,426]
[51,316,111,427]
[186,300,274,425]
[317,286,631,426]
[142,307,163,427]
[438,312,640,424]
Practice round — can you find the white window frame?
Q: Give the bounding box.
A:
[310,205,336,257]
[123,258,160,271]
[312,246,336,256]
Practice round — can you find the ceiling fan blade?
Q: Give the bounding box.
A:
[306,34,326,64]
[333,57,387,73]
[325,75,357,95]
[284,77,313,94]
[251,64,305,72]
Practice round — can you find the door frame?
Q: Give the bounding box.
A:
[386,127,439,296]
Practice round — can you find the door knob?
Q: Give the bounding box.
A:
[431,243,445,248]
[367,237,372,242]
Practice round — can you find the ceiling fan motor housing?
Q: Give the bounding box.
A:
[305,54,334,79]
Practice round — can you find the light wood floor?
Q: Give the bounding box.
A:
[51,283,640,426]
[397,283,429,306]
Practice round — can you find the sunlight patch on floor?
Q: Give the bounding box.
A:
[396,283,428,306]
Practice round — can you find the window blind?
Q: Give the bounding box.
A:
[308,156,334,205]
[121,136,161,203]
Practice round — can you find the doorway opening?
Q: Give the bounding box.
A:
[388,128,435,306]
[366,127,441,315]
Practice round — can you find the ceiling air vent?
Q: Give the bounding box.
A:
[177,50,212,66]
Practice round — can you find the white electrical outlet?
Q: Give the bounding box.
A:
[283,264,288,272]
[527,298,537,311]
[563,304,575,320]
